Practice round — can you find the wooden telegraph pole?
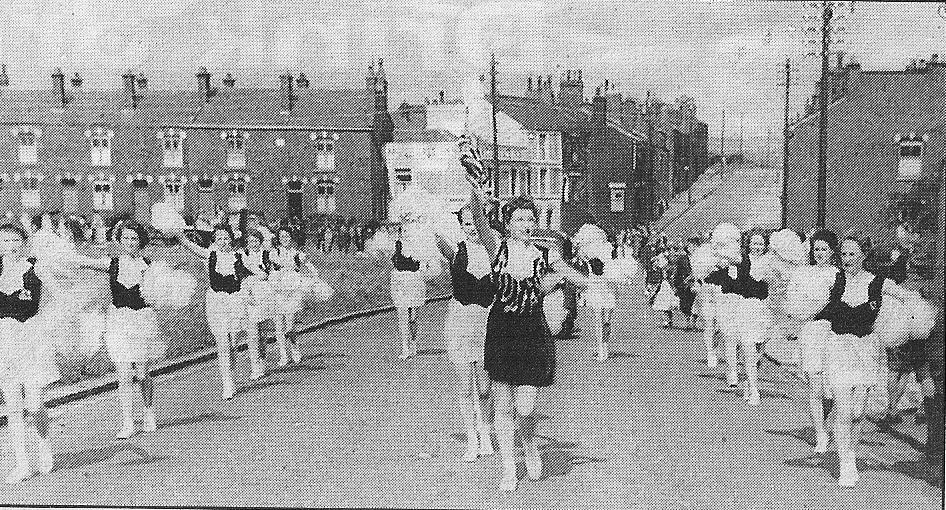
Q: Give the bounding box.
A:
[490,54,499,193]
[782,58,791,229]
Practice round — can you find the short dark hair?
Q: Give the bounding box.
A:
[242,230,264,248]
[808,229,839,266]
[500,196,538,226]
[0,222,28,240]
[275,225,304,248]
[115,221,149,249]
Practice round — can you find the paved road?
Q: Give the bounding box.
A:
[1,284,940,508]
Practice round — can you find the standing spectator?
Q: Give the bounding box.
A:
[674,240,697,330]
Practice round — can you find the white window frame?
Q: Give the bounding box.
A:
[159,129,186,168]
[609,182,627,213]
[222,130,247,169]
[394,167,412,194]
[896,134,925,182]
[226,173,250,211]
[311,131,339,171]
[14,127,40,165]
[313,171,339,214]
[15,172,44,210]
[86,127,114,167]
[88,173,116,212]
[159,174,187,211]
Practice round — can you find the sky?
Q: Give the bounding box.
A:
[1,0,943,142]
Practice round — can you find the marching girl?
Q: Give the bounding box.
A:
[651,247,678,328]
[0,223,60,483]
[76,222,166,438]
[389,214,439,360]
[692,239,722,367]
[241,230,274,375]
[704,223,747,390]
[270,225,332,366]
[811,234,925,486]
[177,225,254,399]
[786,229,841,456]
[466,179,589,492]
[732,229,771,406]
[436,206,496,462]
[573,224,618,361]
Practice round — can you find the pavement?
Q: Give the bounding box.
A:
[0,281,941,509]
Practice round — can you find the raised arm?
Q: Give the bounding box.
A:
[467,177,498,259]
[175,230,211,259]
[434,232,457,261]
[74,255,112,272]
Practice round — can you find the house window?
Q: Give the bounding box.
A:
[87,128,113,167]
[223,130,246,169]
[539,166,548,197]
[394,167,412,193]
[312,132,338,171]
[227,174,250,211]
[160,129,186,168]
[285,178,305,218]
[89,174,116,211]
[609,182,627,213]
[160,175,187,211]
[314,171,338,214]
[897,135,924,181]
[18,173,43,210]
[538,133,547,161]
[15,127,39,165]
[548,133,560,162]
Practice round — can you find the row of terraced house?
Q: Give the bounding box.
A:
[0,62,708,234]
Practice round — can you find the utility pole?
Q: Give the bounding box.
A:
[738,115,744,165]
[720,109,726,173]
[490,54,499,194]
[816,1,833,229]
[782,57,791,229]
[646,90,655,221]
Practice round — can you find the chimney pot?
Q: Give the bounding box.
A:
[223,73,235,88]
[0,64,9,87]
[71,72,82,88]
[296,72,309,88]
[527,76,533,91]
[52,68,67,106]
[136,73,147,90]
[439,90,445,103]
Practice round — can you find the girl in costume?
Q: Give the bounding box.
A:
[270,226,332,366]
[437,206,496,462]
[241,230,275,373]
[703,223,747,391]
[786,229,841,456]
[177,225,255,399]
[467,178,588,492]
[691,239,721,367]
[651,247,679,328]
[573,224,618,361]
[673,241,697,331]
[0,223,59,484]
[77,222,166,438]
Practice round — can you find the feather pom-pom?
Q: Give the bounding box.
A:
[573,224,608,250]
[875,297,910,348]
[714,241,742,265]
[711,223,742,246]
[543,288,567,337]
[785,266,834,321]
[150,201,187,232]
[769,229,806,265]
[691,244,719,280]
[140,261,197,309]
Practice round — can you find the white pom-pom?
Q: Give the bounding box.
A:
[691,244,719,280]
[769,229,806,265]
[401,223,441,264]
[906,296,935,341]
[390,186,440,224]
[603,256,639,282]
[543,288,567,337]
[714,241,742,265]
[587,241,614,263]
[712,223,742,245]
[77,311,107,356]
[786,267,833,321]
[150,202,186,231]
[140,261,197,309]
[874,298,910,348]
[310,277,335,302]
[365,230,395,257]
[573,224,608,249]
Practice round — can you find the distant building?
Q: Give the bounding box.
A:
[785,55,945,243]
[0,63,394,224]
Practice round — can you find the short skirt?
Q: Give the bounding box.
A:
[105,306,167,364]
[0,317,61,388]
[580,279,616,310]
[734,297,771,345]
[694,283,719,319]
[652,280,679,312]
[445,299,489,366]
[825,332,882,388]
[484,305,555,387]
[244,278,276,323]
[391,270,427,309]
[206,289,248,337]
[798,320,832,374]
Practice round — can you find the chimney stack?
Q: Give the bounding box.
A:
[71,72,82,88]
[196,66,213,102]
[52,68,67,106]
[296,72,309,88]
[223,73,235,88]
[0,64,8,87]
[136,73,148,90]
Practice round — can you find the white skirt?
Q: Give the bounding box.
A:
[391,270,427,309]
[799,320,831,375]
[0,317,60,388]
[445,299,488,366]
[206,290,248,337]
[734,297,771,345]
[826,332,881,388]
[581,278,616,310]
[244,278,276,324]
[651,280,679,312]
[105,306,166,364]
[695,283,719,320]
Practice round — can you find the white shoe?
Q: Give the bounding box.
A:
[462,440,479,463]
[290,344,302,364]
[499,465,518,492]
[4,464,31,485]
[707,354,718,368]
[838,458,859,487]
[478,426,495,456]
[249,365,265,381]
[596,343,609,361]
[746,387,761,406]
[726,372,738,388]
[116,421,135,440]
[221,384,235,401]
[398,350,412,360]
[813,431,829,454]
[142,409,157,433]
[35,439,54,474]
[278,348,290,367]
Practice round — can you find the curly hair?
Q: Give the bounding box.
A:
[115,221,150,249]
[275,225,304,248]
[212,224,236,245]
[741,228,770,255]
[808,229,839,266]
[500,196,539,226]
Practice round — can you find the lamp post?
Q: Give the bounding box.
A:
[816,1,832,230]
